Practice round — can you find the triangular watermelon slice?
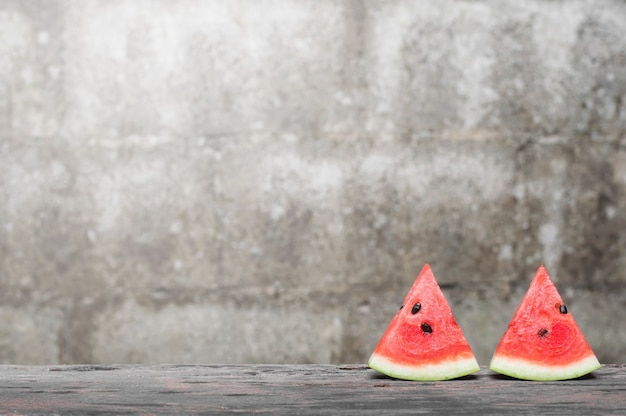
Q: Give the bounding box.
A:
[490,265,601,381]
[368,264,480,381]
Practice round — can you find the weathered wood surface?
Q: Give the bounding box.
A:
[0,364,624,415]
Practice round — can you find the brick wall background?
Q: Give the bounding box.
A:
[1,0,625,365]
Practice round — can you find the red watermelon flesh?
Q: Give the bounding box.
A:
[489,265,601,381]
[368,264,479,381]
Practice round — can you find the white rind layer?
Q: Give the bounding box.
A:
[368,353,480,381]
[489,354,602,381]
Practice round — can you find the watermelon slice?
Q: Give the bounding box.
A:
[489,265,601,381]
[368,264,479,381]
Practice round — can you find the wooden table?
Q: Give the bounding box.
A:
[0,364,624,414]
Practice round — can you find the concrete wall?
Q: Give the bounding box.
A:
[1,0,625,365]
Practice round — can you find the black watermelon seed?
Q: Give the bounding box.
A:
[411,303,421,314]
[399,304,404,311]
[421,323,433,334]
[559,304,568,314]
[537,328,549,338]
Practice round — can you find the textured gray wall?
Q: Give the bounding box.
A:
[1,0,625,365]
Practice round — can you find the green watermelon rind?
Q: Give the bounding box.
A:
[489,354,601,381]
[368,353,480,381]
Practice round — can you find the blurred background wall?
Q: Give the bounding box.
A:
[1,0,625,365]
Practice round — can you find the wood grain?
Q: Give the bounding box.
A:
[0,364,623,414]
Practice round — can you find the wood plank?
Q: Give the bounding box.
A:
[0,364,623,414]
